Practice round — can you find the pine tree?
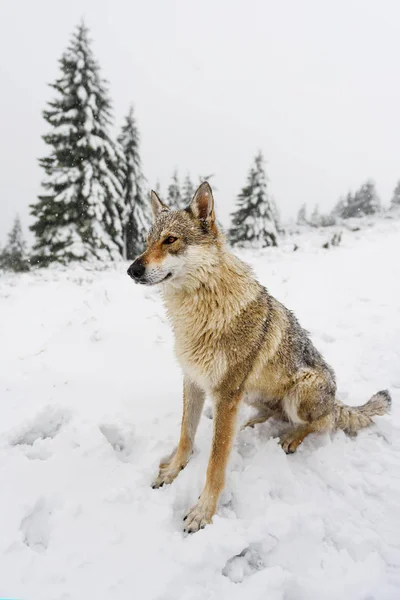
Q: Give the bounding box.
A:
[167,170,183,209]
[331,194,348,220]
[270,196,283,234]
[182,174,195,206]
[320,212,336,227]
[118,106,149,259]
[334,183,381,220]
[297,204,307,225]
[310,205,321,227]
[154,180,162,196]
[390,180,400,209]
[352,180,381,216]
[229,152,278,248]
[0,216,30,272]
[343,192,354,219]
[30,22,125,266]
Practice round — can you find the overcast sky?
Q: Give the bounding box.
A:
[1,0,399,242]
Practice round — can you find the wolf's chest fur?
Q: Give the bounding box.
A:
[164,288,232,391]
[162,252,273,393]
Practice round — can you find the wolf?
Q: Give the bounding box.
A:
[127,182,391,533]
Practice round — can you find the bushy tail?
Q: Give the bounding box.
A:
[334,390,391,434]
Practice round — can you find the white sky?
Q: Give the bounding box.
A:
[1,0,400,242]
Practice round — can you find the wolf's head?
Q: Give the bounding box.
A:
[127,182,221,288]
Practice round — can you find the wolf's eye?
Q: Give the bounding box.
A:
[164,236,178,245]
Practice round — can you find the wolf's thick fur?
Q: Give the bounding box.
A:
[127,182,391,533]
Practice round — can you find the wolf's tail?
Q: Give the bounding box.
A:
[334,390,391,434]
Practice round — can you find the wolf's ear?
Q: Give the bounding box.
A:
[150,190,169,219]
[189,182,215,223]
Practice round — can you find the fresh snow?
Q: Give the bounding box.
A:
[0,220,399,599]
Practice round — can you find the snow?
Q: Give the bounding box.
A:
[0,220,399,599]
[51,109,79,123]
[77,85,88,103]
[52,123,77,136]
[83,106,94,133]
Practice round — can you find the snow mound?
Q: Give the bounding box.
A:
[0,220,399,599]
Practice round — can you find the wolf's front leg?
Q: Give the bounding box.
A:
[183,393,241,533]
[152,377,205,488]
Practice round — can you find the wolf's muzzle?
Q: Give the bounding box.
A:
[127,260,145,282]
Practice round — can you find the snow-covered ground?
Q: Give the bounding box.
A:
[1,219,399,600]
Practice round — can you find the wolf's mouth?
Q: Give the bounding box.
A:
[141,272,172,286]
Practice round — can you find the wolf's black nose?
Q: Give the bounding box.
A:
[127,261,145,281]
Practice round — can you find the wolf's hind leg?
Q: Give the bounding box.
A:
[280,415,333,454]
[152,377,205,488]
[280,371,336,453]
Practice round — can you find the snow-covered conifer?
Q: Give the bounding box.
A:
[182,174,195,207]
[390,180,400,210]
[229,152,278,247]
[118,106,149,259]
[297,204,308,225]
[0,216,30,272]
[167,170,183,210]
[30,22,125,266]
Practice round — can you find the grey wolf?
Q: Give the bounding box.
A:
[127,182,391,533]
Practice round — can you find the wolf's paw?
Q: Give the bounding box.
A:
[241,416,267,430]
[183,498,214,533]
[151,458,186,489]
[241,418,256,430]
[280,431,303,454]
[279,431,303,454]
[241,410,274,431]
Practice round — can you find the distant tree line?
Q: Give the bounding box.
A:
[1,21,400,273]
[297,179,400,228]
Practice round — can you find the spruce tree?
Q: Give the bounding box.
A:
[154,181,162,196]
[352,180,381,216]
[331,195,348,220]
[182,174,195,206]
[320,212,336,227]
[30,22,125,266]
[118,106,149,259]
[0,216,30,272]
[271,196,283,233]
[337,181,381,218]
[167,170,183,209]
[390,180,400,209]
[229,152,278,248]
[310,205,321,227]
[297,204,307,225]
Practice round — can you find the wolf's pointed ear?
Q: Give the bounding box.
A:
[150,190,169,219]
[189,182,215,223]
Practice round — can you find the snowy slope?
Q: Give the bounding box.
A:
[0,220,399,600]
